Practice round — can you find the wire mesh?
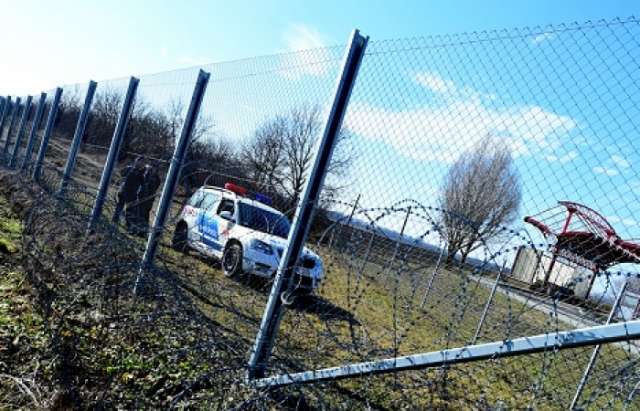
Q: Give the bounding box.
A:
[2,17,640,410]
[267,17,640,409]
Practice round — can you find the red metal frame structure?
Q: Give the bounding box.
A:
[524,201,640,299]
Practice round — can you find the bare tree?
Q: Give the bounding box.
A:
[55,89,81,138]
[183,137,237,195]
[86,88,122,146]
[440,137,521,264]
[242,104,354,211]
[121,97,215,163]
[241,116,287,192]
[282,106,321,208]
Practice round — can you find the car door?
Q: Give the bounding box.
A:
[183,189,204,244]
[215,199,236,252]
[197,192,223,255]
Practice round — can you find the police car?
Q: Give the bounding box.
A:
[172,183,324,304]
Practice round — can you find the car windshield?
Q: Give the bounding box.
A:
[238,203,291,238]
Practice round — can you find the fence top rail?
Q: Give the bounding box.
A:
[252,320,640,388]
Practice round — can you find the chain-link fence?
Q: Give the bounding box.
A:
[1,17,640,410]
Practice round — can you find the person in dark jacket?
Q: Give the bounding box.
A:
[136,163,162,235]
[112,158,145,230]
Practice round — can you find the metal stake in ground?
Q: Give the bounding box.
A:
[133,69,210,295]
[247,29,369,381]
[472,260,507,344]
[419,244,445,310]
[87,77,139,231]
[9,95,33,168]
[570,280,628,410]
[0,96,12,140]
[21,92,47,171]
[58,81,97,196]
[383,206,412,288]
[2,97,22,160]
[33,88,62,181]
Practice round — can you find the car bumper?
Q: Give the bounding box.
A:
[242,254,323,291]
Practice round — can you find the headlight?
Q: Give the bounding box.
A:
[250,239,274,255]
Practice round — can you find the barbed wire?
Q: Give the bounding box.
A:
[1,16,640,410]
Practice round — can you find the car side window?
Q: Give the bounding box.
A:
[188,190,204,207]
[200,192,221,212]
[217,199,235,216]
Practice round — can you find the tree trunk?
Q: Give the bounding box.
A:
[460,252,469,266]
[446,249,458,265]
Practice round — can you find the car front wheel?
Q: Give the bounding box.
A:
[222,242,243,278]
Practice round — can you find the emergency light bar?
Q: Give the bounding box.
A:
[224,182,273,206]
[224,182,247,196]
[254,193,273,206]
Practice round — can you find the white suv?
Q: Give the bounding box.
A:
[172,183,324,303]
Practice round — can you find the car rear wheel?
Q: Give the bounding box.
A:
[172,223,189,253]
[222,243,243,278]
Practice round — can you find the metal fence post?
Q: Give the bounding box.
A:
[0,96,11,140]
[33,88,62,181]
[133,69,210,294]
[472,261,507,344]
[0,98,5,125]
[20,92,47,170]
[58,80,97,195]
[3,97,21,160]
[570,280,628,410]
[247,29,369,380]
[9,95,33,168]
[87,77,139,231]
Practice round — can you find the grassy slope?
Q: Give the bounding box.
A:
[0,195,51,409]
[1,139,635,408]
[157,235,635,409]
[16,202,633,407]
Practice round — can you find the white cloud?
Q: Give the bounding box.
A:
[607,216,637,227]
[177,55,212,66]
[593,166,619,176]
[611,154,631,168]
[413,72,498,104]
[279,24,331,79]
[546,151,578,164]
[414,72,455,94]
[345,73,577,163]
[284,24,327,51]
[572,135,589,146]
[532,32,555,45]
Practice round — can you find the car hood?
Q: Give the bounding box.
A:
[255,233,322,262]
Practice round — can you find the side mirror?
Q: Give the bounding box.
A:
[220,210,234,222]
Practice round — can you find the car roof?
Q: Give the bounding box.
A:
[200,186,284,216]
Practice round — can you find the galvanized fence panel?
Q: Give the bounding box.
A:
[258,18,640,409]
[3,17,640,410]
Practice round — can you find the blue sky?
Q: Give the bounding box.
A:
[2,1,640,284]
[0,0,638,94]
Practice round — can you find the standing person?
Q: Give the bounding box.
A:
[136,163,162,235]
[112,157,144,224]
